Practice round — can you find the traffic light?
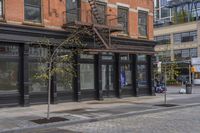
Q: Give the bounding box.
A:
[191,66,196,73]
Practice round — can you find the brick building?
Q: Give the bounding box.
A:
[0,0,155,107]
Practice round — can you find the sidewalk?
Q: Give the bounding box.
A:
[0,86,200,133]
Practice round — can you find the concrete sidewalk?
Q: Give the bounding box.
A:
[0,86,199,133]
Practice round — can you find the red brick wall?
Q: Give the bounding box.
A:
[2,0,153,40]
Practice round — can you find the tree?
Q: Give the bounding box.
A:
[33,28,90,120]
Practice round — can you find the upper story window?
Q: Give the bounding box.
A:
[24,0,41,23]
[138,10,148,37]
[174,48,197,61]
[66,0,80,23]
[118,6,129,34]
[96,2,107,25]
[173,31,197,44]
[155,34,170,45]
[0,0,3,18]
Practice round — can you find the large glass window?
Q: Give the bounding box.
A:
[56,63,73,92]
[137,55,147,88]
[29,46,48,93]
[138,11,148,37]
[0,0,3,17]
[29,62,47,92]
[118,6,129,34]
[24,0,41,23]
[80,64,94,90]
[0,45,19,94]
[120,64,132,88]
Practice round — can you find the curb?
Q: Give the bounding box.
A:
[1,103,200,133]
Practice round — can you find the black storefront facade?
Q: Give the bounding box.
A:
[0,23,155,107]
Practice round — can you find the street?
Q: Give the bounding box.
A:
[24,86,200,133]
[0,86,200,133]
[28,105,200,133]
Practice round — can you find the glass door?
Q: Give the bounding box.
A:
[102,64,114,97]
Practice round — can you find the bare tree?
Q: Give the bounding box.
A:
[33,28,89,120]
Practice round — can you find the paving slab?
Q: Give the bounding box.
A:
[0,86,199,133]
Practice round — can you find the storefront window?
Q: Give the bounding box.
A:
[120,54,130,61]
[29,46,48,93]
[80,54,94,59]
[56,63,73,91]
[137,64,148,87]
[102,52,113,60]
[120,64,132,88]
[29,62,47,92]
[80,64,94,90]
[138,55,146,62]
[0,45,19,94]
[0,45,19,57]
[0,62,18,93]
[29,46,48,58]
[137,55,147,88]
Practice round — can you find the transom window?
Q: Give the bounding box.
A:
[24,0,41,23]
[118,6,129,34]
[0,0,3,18]
[138,10,148,37]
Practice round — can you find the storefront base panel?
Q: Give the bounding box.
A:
[0,94,20,107]
[102,90,117,98]
[121,89,135,97]
[81,89,96,101]
[29,92,48,105]
[57,91,74,102]
[138,88,151,96]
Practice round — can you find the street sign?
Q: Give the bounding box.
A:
[157,61,162,73]
[191,57,200,65]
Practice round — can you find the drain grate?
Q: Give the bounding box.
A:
[154,104,179,107]
[31,117,69,124]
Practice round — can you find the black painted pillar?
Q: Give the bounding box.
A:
[94,54,103,100]
[134,54,139,96]
[50,47,57,104]
[147,55,155,96]
[132,54,138,96]
[114,53,120,98]
[19,44,29,107]
[73,53,81,102]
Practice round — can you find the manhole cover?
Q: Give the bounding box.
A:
[31,117,69,124]
[154,104,179,107]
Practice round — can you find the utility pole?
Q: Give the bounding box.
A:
[164,64,167,104]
